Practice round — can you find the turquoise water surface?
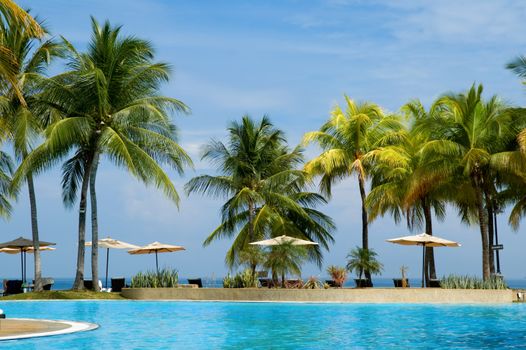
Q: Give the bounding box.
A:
[1,301,525,349]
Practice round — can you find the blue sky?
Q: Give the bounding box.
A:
[6,0,526,281]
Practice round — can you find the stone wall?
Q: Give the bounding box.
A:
[121,288,514,304]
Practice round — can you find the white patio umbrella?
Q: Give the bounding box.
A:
[249,235,319,246]
[86,237,139,289]
[386,233,461,288]
[250,235,318,286]
[128,242,185,274]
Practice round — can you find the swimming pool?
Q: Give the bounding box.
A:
[1,301,525,349]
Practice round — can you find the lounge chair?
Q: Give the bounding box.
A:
[428,279,441,288]
[84,280,94,290]
[3,280,23,296]
[256,270,268,278]
[285,279,303,289]
[111,278,126,292]
[393,278,410,288]
[32,278,54,290]
[259,278,272,288]
[187,278,203,288]
[83,280,103,291]
[325,280,337,288]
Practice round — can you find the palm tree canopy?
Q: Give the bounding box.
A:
[12,17,192,206]
[303,95,406,197]
[186,115,335,268]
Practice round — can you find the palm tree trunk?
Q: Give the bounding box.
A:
[357,172,371,282]
[248,200,256,275]
[27,173,42,291]
[422,197,436,286]
[72,153,95,290]
[485,192,495,275]
[473,176,490,280]
[90,151,100,291]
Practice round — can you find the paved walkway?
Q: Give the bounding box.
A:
[0,319,70,337]
[0,318,97,341]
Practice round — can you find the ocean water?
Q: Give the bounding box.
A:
[1,301,526,349]
[45,277,526,290]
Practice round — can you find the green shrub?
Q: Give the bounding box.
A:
[440,275,508,290]
[130,268,179,288]
[223,269,258,288]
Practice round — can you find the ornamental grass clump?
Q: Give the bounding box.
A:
[130,269,179,288]
[223,269,258,288]
[303,276,324,289]
[326,265,347,287]
[440,275,508,290]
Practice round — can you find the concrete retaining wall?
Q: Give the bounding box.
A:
[121,288,515,304]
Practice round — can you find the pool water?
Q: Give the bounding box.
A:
[1,301,525,349]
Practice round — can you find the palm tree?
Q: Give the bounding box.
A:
[367,100,453,285]
[13,18,192,290]
[0,1,43,105]
[346,246,383,286]
[303,95,404,283]
[0,14,62,291]
[416,85,515,279]
[263,242,308,287]
[186,115,335,271]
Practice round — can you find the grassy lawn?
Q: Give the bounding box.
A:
[1,291,126,300]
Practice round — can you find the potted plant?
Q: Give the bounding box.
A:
[326,265,347,287]
[393,265,409,288]
[346,246,383,288]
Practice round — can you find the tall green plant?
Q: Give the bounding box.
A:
[0,14,62,291]
[264,242,308,288]
[186,115,334,271]
[346,246,383,283]
[416,85,516,279]
[303,96,404,282]
[13,18,192,290]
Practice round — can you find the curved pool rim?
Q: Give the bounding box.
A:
[0,318,98,341]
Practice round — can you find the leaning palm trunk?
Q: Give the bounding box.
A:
[473,177,491,280]
[422,198,437,286]
[90,152,100,291]
[357,172,372,283]
[72,154,94,290]
[27,173,42,291]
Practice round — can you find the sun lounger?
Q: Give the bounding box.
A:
[32,278,54,290]
[84,280,93,290]
[187,278,203,288]
[325,280,337,287]
[111,278,126,292]
[428,279,441,288]
[256,270,268,278]
[3,280,23,296]
[259,278,272,288]
[393,278,410,288]
[285,279,303,288]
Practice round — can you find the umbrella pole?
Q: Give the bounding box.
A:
[24,251,27,284]
[105,248,109,290]
[155,251,159,275]
[421,244,425,288]
[20,248,24,282]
